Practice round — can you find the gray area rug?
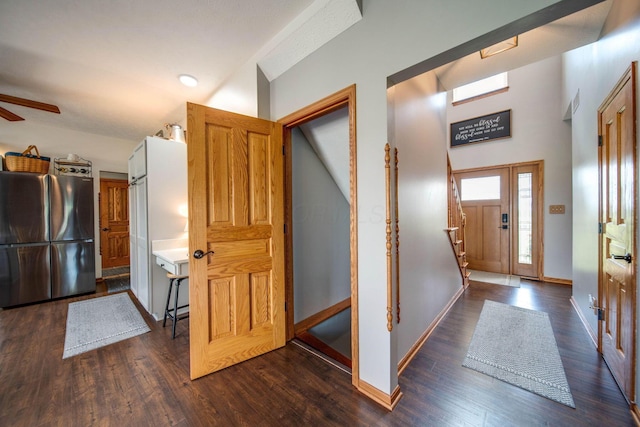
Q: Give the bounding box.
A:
[63,293,150,359]
[463,300,575,408]
[468,270,520,287]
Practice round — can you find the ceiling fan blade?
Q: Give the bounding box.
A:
[0,94,60,114]
[0,106,24,121]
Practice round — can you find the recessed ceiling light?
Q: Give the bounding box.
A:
[178,74,198,87]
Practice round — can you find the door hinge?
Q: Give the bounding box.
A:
[284,301,287,312]
[282,145,286,156]
[284,223,287,234]
[598,135,603,146]
[597,308,605,321]
[598,222,603,234]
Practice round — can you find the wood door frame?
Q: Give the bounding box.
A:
[597,62,637,404]
[454,160,544,279]
[278,85,359,386]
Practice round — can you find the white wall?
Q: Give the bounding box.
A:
[448,55,573,280]
[0,121,137,278]
[292,127,351,322]
[390,71,462,360]
[206,60,259,118]
[562,9,640,397]
[269,0,568,396]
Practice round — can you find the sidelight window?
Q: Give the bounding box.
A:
[517,172,533,264]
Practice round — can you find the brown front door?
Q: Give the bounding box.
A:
[187,103,286,379]
[456,168,510,274]
[599,63,636,402]
[99,178,130,269]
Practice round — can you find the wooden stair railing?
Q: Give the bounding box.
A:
[446,155,470,288]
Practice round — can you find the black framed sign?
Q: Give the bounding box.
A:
[450,109,511,147]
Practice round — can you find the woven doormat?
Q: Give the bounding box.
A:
[63,293,150,359]
[463,300,574,408]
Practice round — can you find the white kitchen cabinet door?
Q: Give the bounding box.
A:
[135,176,149,310]
[128,182,138,298]
[130,140,147,181]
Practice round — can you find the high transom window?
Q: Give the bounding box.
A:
[452,72,508,104]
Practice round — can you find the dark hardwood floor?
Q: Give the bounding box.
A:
[0,279,634,426]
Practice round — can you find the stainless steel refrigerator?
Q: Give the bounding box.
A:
[0,172,95,307]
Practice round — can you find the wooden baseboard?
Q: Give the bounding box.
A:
[357,380,403,411]
[631,403,640,426]
[570,296,598,348]
[397,285,465,375]
[294,297,351,334]
[542,276,572,286]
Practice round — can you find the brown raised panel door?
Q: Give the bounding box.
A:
[99,178,130,269]
[599,64,636,402]
[187,103,286,379]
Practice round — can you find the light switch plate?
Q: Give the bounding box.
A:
[549,204,565,214]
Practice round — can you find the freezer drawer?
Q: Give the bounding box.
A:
[51,241,96,298]
[0,244,51,307]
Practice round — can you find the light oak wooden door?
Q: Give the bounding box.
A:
[99,178,130,269]
[599,63,636,402]
[456,168,510,274]
[187,103,286,379]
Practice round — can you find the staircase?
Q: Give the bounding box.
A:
[446,156,470,288]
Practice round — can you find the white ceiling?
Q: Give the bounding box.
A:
[291,1,615,199]
[0,0,361,141]
[0,0,616,146]
[434,1,613,90]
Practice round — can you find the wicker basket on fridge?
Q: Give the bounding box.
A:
[5,145,50,174]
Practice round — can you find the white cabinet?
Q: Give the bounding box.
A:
[128,178,138,299]
[128,136,188,320]
[129,141,147,182]
[134,175,149,310]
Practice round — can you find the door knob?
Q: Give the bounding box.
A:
[193,249,215,259]
[611,253,633,263]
